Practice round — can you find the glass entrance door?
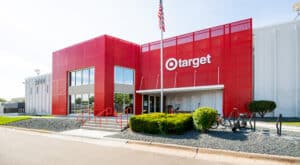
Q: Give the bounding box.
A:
[143,95,161,113]
[149,96,155,113]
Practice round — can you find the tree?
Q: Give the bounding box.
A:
[0,98,6,102]
[248,100,277,118]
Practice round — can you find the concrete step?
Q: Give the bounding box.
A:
[81,125,122,132]
[85,120,128,125]
[83,123,123,129]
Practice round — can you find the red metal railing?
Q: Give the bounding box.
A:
[94,107,130,130]
[76,108,93,126]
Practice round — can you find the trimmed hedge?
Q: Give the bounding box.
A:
[129,113,193,134]
[248,100,276,118]
[192,107,218,132]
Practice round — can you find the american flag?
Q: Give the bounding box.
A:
[158,0,165,32]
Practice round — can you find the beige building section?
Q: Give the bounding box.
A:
[25,74,52,115]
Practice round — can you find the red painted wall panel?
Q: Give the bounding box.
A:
[52,35,141,116]
[140,19,253,117]
[52,36,106,116]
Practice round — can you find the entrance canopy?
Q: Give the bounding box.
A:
[136,84,224,94]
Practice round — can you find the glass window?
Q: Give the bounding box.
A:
[75,94,82,112]
[143,95,148,114]
[82,69,89,85]
[69,95,76,114]
[114,66,134,85]
[89,93,94,113]
[123,68,133,85]
[75,70,82,86]
[71,72,76,86]
[114,67,123,84]
[89,68,94,84]
[82,94,89,111]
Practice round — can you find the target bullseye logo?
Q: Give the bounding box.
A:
[165,58,178,71]
[165,54,212,71]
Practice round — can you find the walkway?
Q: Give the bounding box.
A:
[256,121,300,132]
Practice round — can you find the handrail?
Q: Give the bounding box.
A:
[93,107,130,130]
[76,109,89,126]
[94,107,110,127]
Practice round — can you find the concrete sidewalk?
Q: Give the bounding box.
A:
[256,121,300,132]
[58,129,118,139]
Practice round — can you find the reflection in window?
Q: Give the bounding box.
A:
[114,66,134,85]
[82,69,89,85]
[75,94,82,112]
[114,67,123,84]
[124,68,133,85]
[69,67,95,86]
[114,93,133,113]
[71,72,76,86]
[89,68,94,84]
[69,93,94,114]
[76,70,82,86]
[82,94,89,110]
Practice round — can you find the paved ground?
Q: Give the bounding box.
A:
[59,128,118,139]
[0,127,290,165]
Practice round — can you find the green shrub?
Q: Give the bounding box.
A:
[248,100,276,118]
[129,113,193,134]
[192,107,218,132]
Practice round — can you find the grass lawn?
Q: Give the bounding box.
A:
[0,116,31,125]
[269,121,300,127]
[281,122,300,127]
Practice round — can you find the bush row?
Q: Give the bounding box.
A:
[129,113,193,134]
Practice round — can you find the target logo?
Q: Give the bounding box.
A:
[165,58,178,71]
[165,54,212,71]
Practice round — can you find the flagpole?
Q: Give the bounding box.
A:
[160,26,164,113]
[159,0,164,113]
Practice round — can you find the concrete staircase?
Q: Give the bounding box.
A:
[81,117,129,132]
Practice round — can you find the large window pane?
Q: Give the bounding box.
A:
[114,67,123,84]
[75,94,82,112]
[82,94,89,112]
[114,66,134,85]
[76,70,82,86]
[114,93,124,113]
[82,69,89,85]
[89,68,94,84]
[123,68,133,85]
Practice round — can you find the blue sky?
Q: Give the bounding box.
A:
[0,0,299,99]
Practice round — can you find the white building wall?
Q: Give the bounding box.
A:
[165,90,223,115]
[254,20,300,117]
[25,74,52,115]
[0,102,3,114]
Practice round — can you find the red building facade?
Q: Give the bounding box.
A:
[52,19,252,117]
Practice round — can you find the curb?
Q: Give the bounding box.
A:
[127,140,300,164]
[0,125,54,134]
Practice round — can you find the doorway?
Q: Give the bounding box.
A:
[142,95,165,114]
